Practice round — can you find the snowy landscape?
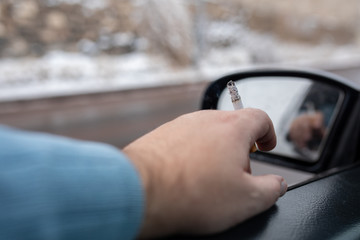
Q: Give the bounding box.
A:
[1,0,360,101]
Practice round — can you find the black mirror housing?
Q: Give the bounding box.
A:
[201,68,360,173]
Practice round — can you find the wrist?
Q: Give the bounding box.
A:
[123,143,175,238]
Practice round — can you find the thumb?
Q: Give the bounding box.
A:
[247,174,287,212]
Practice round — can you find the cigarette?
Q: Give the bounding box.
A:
[227,80,258,153]
[227,80,244,110]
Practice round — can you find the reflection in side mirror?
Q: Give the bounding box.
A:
[217,77,344,162]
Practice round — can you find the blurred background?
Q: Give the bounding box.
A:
[1,0,360,147]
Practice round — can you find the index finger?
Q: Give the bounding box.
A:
[239,108,277,152]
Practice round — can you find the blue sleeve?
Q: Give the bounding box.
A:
[0,125,144,240]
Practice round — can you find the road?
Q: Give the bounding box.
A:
[0,82,208,147]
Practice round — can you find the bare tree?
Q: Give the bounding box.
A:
[135,0,194,67]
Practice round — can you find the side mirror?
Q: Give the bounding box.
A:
[202,68,360,173]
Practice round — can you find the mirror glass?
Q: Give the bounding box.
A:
[217,77,344,162]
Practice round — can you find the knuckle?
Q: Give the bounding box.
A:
[243,108,269,121]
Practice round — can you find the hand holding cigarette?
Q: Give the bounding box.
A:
[125,109,284,238]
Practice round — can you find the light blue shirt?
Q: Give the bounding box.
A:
[0,125,144,240]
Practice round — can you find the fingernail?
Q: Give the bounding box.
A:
[280,179,288,197]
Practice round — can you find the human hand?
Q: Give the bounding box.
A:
[288,112,325,150]
[123,109,287,238]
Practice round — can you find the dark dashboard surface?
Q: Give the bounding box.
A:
[170,163,360,240]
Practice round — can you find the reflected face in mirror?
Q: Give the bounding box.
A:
[217,77,344,162]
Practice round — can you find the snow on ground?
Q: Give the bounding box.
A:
[2,38,360,101]
[0,50,208,101]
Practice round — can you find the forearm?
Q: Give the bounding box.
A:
[0,126,144,240]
